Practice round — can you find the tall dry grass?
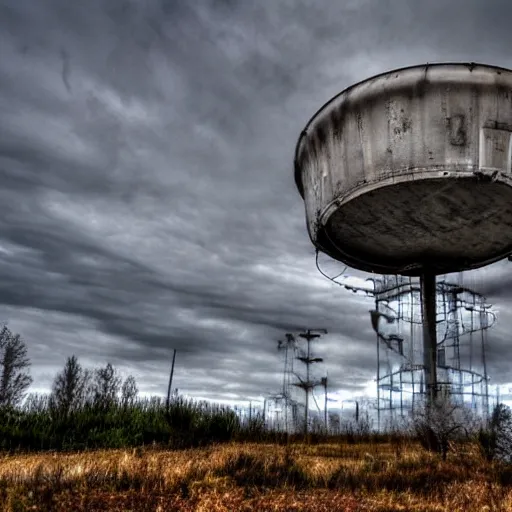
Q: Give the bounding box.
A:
[0,441,510,511]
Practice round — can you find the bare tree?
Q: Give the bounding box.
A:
[412,389,475,460]
[51,355,90,415]
[92,362,121,408]
[23,393,51,414]
[121,374,138,407]
[0,326,33,408]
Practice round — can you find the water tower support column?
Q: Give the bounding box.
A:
[420,271,438,404]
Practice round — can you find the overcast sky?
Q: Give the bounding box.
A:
[1,0,512,406]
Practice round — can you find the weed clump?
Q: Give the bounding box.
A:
[217,450,310,488]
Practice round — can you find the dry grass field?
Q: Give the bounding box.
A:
[0,441,511,511]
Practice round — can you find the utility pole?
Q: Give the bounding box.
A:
[321,376,328,434]
[166,349,177,412]
[293,329,327,437]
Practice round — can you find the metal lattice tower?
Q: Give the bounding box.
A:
[370,274,495,430]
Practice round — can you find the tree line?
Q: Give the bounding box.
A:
[0,325,271,453]
[0,324,138,412]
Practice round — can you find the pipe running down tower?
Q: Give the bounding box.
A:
[294,63,512,404]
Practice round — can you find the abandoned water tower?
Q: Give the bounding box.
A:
[294,63,512,406]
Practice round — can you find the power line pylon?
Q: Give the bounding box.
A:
[293,329,327,436]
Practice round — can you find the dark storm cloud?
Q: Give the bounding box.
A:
[1,0,512,403]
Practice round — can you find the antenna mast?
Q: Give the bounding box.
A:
[293,329,327,436]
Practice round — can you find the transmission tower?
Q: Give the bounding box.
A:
[277,333,297,431]
[292,329,327,436]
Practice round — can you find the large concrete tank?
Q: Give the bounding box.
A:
[294,63,512,277]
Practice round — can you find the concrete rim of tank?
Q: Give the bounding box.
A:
[293,61,512,198]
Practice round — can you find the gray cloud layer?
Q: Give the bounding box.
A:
[0,0,511,402]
